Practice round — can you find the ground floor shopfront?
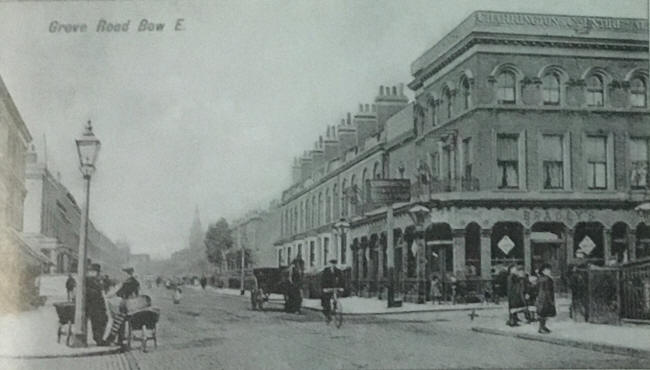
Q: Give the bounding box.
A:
[345,202,650,303]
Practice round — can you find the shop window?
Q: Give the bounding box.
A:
[586,136,607,189]
[630,138,649,189]
[542,134,564,189]
[586,75,604,107]
[630,77,647,107]
[497,134,519,188]
[496,72,516,104]
[542,73,561,105]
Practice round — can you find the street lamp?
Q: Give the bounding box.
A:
[71,120,101,347]
[408,205,430,304]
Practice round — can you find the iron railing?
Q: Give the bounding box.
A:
[411,177,480,199]
[620,258,650,321]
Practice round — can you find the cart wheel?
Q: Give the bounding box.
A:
[64,322,72,346]
[125,321,132,350]
[335,301,343,328]
[141,325,147,353]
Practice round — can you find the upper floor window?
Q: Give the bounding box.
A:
[429,98,438,126]
[444,88,454,119]
[429,152,439,180]
[541,134,564,189]
[278,249,283,267]
[585,136,607,189]
[463,138,473,179]
[309,241,315,267]
[461,77,471,110]
[630,78,647,108]
[497,134,519,188]
[630,138,648,188]
[586,75,604,107]
[496,72,516,104]
[542,73,561,105]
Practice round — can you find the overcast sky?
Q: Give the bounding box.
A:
[0,0,645,259]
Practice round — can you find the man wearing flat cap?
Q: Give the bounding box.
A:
[86,263,108,345]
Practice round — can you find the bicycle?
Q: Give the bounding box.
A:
[323,287,344,328]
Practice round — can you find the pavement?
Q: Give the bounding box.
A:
[1,281,649,369]
[206,286,503,314]
[471,312,650,359]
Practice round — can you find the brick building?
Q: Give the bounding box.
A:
[23,146,124,277]
[275,10,650,302]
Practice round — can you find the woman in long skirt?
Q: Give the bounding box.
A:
[536,263,556,334]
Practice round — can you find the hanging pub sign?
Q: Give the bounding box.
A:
[365,179,411,207]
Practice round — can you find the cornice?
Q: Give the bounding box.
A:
[409,35,647,90]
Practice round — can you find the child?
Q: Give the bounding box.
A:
[430,274,442,304]
[173,287,182,304]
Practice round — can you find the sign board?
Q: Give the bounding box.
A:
[365,179,411,206]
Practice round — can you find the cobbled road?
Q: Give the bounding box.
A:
[3,286,648,369]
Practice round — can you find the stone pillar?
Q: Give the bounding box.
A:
[480,228,492,279]
[377,235,385,283]
[452,229,466,276]
[416,237,426,303]
[523,228,532,274]
[628,229,637,261]
[603,228,612,265]
[566,228,575,264]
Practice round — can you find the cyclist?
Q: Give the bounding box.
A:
[321,258,343,323]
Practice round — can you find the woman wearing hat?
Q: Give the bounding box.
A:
[105,267,140,345]
[535,263,556,334]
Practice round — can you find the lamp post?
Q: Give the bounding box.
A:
[71,120,101,347]
[408,205,430,304]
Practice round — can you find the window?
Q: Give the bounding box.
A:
[586,75,604,107]
[541,135,564,189]
[463,138,473,179]
[278,249,283,266]
[429,99,438,126]
[631,78,647,107]
[444,88,454,118]
[430,152,439,180]
[287,246,292,265]
[586,136,607,189]
[323,238,329,266]
[461,77,471,109]
[542,73,561,105]
[373,161,382,179]
[309,241,315,267]
[341,235,347,264]
[297,244,303,259]
[325,189,331,223]
[496,72,516,104]
[341,179,347,217]
[630,138,649,188]
[497,135,519,188]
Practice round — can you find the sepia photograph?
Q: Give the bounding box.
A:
[0,0,649,369]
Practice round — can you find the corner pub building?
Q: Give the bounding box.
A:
[275,10,650,302]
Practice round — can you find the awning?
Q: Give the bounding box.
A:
[530,231,562,243]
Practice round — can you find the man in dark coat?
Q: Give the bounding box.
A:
[200,275,208,290]
[320,259,343,323]
[86,263,108,346]
[506,265,526,326]
[536,263,556,333]
[65,274,76,302]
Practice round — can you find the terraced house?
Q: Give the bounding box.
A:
[275,10,650,302]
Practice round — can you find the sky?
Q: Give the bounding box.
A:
[0,0,645,259]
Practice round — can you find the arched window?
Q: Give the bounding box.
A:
[341,179,347,217]
[332,184,338,219]
[317,192,323,226]
[443,87,454,119]
[586,75,604,107]
[311,196,316,229]
[496,71,516,104]
[350,174,357,215]
[361,168,368,204]
[461,77,471,110]
[428,97,438,126]
[631,77,647,107]
[325,189,331,223]
[373,161,382,179]
[542,73,561,105]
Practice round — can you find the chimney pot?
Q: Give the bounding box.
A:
[347,112,351,125]
[379,86,384,96]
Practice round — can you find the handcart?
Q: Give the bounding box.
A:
[53,301,75,345]
[108,295,160,352]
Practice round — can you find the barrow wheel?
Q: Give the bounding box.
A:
[141,325,147,353]
[334,301,343,328]
[124,321,132,350]
[65,322,73,346]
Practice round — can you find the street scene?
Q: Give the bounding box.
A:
[1,0,650,369]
